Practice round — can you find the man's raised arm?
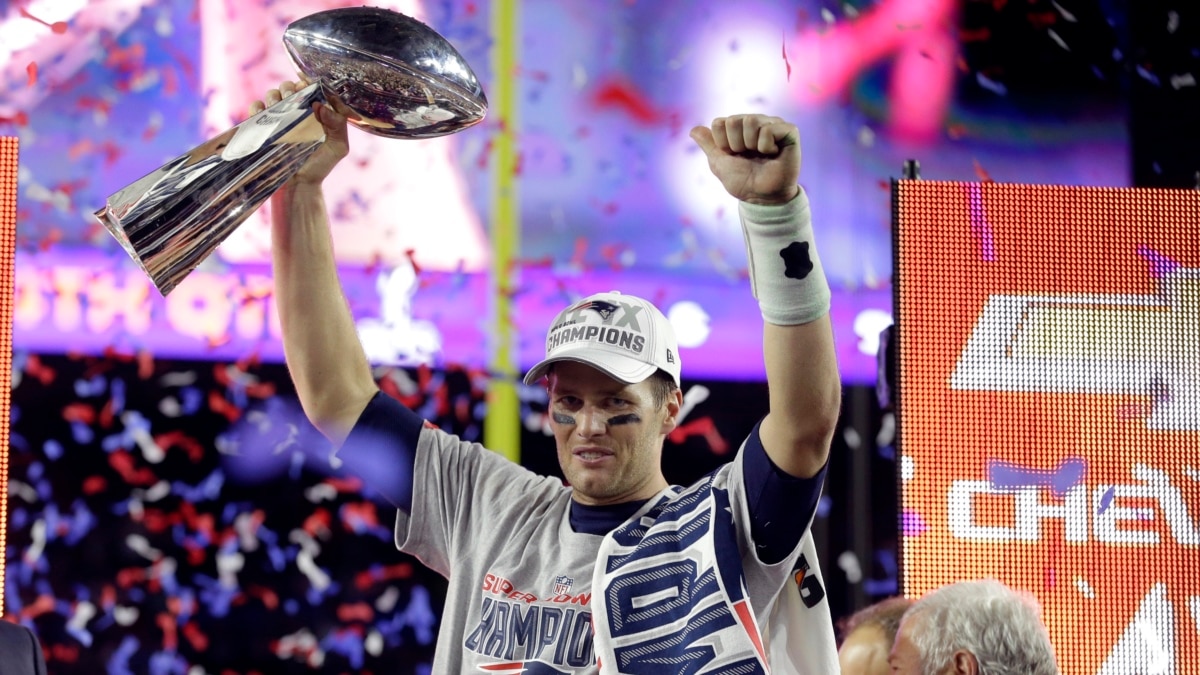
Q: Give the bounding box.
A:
[254,80,378,446]
[690,114,840,479]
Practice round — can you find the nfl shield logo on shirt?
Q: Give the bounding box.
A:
[552,575,573,595]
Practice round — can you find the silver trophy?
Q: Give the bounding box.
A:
[94,7,488,295]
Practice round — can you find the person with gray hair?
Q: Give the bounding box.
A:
[888,578,1059,675]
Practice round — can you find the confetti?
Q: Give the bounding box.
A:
[589,77,662,124]
[19,7,69,34]
[782,34,792,81]
[988,457,1087,499]
[8,352,493,671]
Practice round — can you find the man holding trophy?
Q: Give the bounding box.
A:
[261,92,842,675]
[102,7,842,673]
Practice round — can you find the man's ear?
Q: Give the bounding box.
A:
[951,650,979,675]
[661,388,683,435]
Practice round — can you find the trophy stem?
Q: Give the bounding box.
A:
[95,83,327,295]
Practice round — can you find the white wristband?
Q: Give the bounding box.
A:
[738,187,831,325]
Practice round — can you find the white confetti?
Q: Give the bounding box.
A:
[1170,73,1196,90]
[821,8,836,24]
[234,512,261,552]
[8,480,38,503]
[24,519,46,566]
[67,598,96,634]
[158,396,182,417]
[376,586,401,613]
[876,412,896,448]
[1167,11,1179,34]
[365,630,384,657]
[126,534,163,561]
[837,551,863,583]
[216,550,244,589]
[304,483,338,503]
[114,605,139,626]
[155,9,174,37]
[1047,29,1070,51]
[159,371,197,387]
[677,384,711,424]
[976,72,1008,95]
[1051,1,1077,22]
[843,427,861,450]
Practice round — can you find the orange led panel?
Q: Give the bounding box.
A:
[0,137,16,617]
[894,179,1200,674]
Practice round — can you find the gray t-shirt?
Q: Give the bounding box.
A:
[396,425,837,673]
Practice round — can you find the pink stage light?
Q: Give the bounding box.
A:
[789,0,960,143]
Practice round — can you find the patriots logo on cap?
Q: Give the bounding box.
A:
[571,299,620,322]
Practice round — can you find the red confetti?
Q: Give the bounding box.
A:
[668,417,730,455]
[590,77,662,125]
[68,140,94,161]
[354,562,414,590]
[18,8,68,34]
[37,228,63,252]
[203,333,233,351]
[476,138,493,170]
[182,621,209,652]
[157,612,178,651]
[154,431,205,463]
[569,236,589,269]
[782,34,792,82]
[326,476,364,493]
[336,602,375,623]
[404,248,423,275]
[246,586,279,611]
[82,476,107,495]
[137,350,155,379]
[303,508,333,537]
[959,27,991,42]
[972,158,995,182]
[63,403,96,425]
[26,355,57,384]
[26,62,37,87]
[99,398,115,428]
[207,391,241,422]
[109,450,158,486]
[0,112,30,127]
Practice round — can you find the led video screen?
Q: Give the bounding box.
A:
[0,137,18,615]
[895,180,1200,673]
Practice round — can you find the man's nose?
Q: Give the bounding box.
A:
[574,407,608,436]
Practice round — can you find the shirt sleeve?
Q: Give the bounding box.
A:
[338,391,424,512]
[740,420,828,565]
[395,421,569,578]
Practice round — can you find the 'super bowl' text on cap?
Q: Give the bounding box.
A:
[524,291,681,387]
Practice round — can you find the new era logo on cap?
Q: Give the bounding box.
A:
[523,291,682,386]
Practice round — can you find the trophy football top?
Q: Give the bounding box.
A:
[283,7,489,139]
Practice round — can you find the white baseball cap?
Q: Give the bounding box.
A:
[523,291,681,386]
